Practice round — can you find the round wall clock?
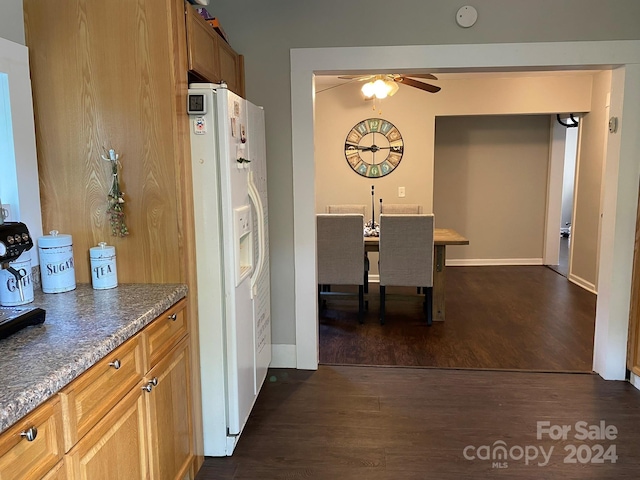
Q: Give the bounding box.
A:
[344,118,404,178]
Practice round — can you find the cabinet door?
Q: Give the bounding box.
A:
[218,39,241,96]
[67,386,149,480]
[185,2,221,83]
[0,398,64,480]
[145,337,193,480]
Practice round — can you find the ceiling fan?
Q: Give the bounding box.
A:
[337,73,441,99]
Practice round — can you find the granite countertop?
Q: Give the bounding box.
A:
[0,283,188,434]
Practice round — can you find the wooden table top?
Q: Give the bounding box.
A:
[364,228,469,247]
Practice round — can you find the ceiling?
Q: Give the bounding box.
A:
[314,69,602,93]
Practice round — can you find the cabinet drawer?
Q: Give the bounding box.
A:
[66,385,149,480]
[143,299,188,369]
[59,335,144,452]
[0,397,64,480]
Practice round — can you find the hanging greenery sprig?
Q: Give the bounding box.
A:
[101,147,129,237]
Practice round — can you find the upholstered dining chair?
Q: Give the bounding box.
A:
[378,213,435,325]
[326,204,367,215]
[325,205,370,296]
[317,213,366,323]
[380,204,423,214]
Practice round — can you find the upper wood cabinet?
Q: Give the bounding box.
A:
[185,3,245,97]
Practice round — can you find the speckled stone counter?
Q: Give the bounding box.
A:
[0,283,187,434]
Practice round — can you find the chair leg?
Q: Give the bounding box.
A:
[425,287,433,326]
[380,285,386,325]
[358,285,364,324]
[364,253,369,294]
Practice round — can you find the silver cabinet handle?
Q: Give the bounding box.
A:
[141,377,158,392]
[108,359,121,370]
[168,313,177,321]
[20,426,38,442]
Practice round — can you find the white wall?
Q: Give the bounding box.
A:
[434,115,551,264]
[570,71,612,293]
[0,0,24,45]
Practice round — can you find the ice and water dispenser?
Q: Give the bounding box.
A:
[233,205,253,286]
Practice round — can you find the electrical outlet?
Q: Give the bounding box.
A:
[0,204,11,222]
[398,187,405,198]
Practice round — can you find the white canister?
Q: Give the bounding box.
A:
[0,254,34,306]
[90,242,117,290]
[38,230,76,293]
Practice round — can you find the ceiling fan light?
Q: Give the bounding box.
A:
[372,79,389,99]
[387,81,400,97]
[361,81,375,98]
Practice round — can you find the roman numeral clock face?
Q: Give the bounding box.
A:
[344,118,404,178]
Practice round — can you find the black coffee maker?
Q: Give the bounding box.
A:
[0,222,46,339]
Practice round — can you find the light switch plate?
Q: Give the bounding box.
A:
[398,187,406,198]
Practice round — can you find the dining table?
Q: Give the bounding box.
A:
[364,228,469,321]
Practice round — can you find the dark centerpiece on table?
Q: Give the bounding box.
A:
[364,185,380,237]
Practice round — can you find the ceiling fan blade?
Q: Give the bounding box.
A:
[404,73,438,80]
[337,74,375,81]
[396,76,441,93]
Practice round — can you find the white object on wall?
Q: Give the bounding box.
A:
[456,6,478,28]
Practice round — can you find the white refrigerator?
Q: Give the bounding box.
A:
[188,83,271,456]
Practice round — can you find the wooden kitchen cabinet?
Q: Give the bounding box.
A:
[24,0,205,466]
[66,386,149,480]
[145,337,193,479]
[66,301,193,480]
[0,397,64,480]
[0,299,193,479]
[185,1,245,97]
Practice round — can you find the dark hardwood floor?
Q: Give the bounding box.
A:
[319,266,596,372]
[196,366,640,479]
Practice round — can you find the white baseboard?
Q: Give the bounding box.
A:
[445,258,544,266]
[271,344,297,368]
[568,273,597,294]
[631,372,640,391]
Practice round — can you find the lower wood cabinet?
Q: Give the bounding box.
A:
[145,337,193,479]
[0,298,193,480]
[66,386,149,480]
[0,397,64,480]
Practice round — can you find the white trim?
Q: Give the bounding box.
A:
[291,40,640,378]
[631,372,640,391]
[568,274,598,295]
[446,258,544,267]
[270,344,297,368]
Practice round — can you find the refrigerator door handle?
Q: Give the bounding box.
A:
[248,170,265,298]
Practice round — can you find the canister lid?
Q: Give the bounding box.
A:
[38,230,73,248]
[90,242,115,258]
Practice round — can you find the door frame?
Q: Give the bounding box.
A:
[291,41,640,380]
